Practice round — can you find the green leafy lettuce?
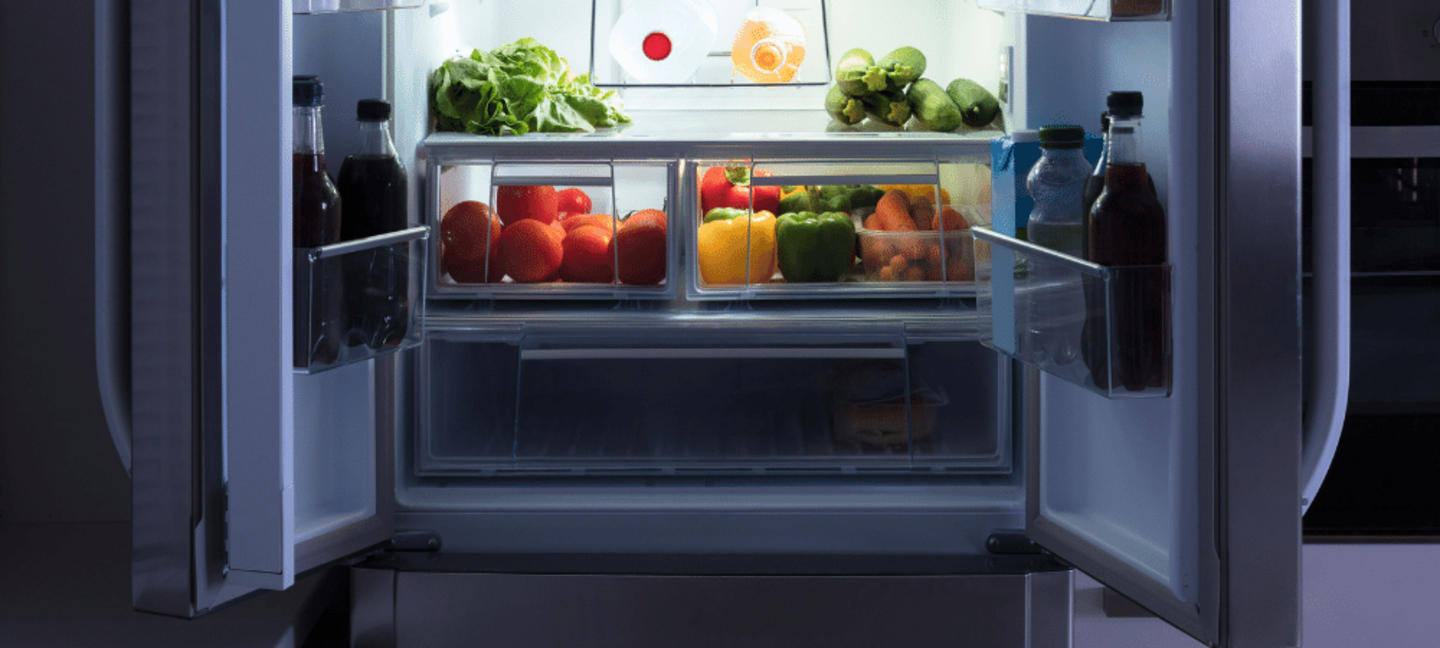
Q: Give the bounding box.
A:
[429,38,630,136]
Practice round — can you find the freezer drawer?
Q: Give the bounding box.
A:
[350,555,1074,648]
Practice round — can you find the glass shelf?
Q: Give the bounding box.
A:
[975,0,1170,21]
[972,226,1171,398]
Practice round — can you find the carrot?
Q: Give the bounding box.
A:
[873,190,918,231]
[909,194,936,230]
[903,265,926,282]
[937,206,968,232]
[863,212,881,231]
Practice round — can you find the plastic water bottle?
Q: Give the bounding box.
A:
[608,0,718,84]
[730,7,807,83]
[1024,125,1091,367]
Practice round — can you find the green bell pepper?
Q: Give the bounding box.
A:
[776,211,857,283]
[777,190,813,215]
[846,185,886,209]
[703,207,749,223]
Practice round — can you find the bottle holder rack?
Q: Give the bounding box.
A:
[972,226,1172,399]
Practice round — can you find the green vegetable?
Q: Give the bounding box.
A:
[847,185,886,209]
[835,48,877,96]
[703,207,749,223]
[876,47,927,91]
[907,78,964,132]
[946,78,1000,128]
[778,190,813,215]
[863,90,912,128]
[776,211,857,283]
[429,38,631,136]
[825,84,867,126]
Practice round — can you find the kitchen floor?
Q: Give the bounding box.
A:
[3,521,1437,648]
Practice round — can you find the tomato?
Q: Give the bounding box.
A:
[616,209,667,285]
[440,201,503,283]
[560,225,615,283]
[496,185,559,226]
[556,187,592,216]
[496,219,564,283]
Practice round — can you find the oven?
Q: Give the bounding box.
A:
[1302,0,1440,538]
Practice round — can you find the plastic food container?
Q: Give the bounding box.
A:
[831,388,948,453]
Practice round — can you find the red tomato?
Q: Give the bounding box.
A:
[496,185,559,226]
[556,187,592,216]
[440,201,503,283]
[560,225,615,283]
[496,219,564,283]
[616,209,667,285]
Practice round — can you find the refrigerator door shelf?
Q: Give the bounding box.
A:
[973,227,1173,399]
[294,226,429,374]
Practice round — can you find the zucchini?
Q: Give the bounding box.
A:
[863,89,912,128]
[835,48,876,97]
[825,83,868,126]
[876,46,926,90]
[946,78,1000,128]
[906,78,964,132]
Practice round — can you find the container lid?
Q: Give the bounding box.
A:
[1037,125,1085,149]
[293,75,323,107]
[357,99,392,121]
[1107,91,1144,118]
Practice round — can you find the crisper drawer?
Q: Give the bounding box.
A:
[414,331,1011,478]
[688,158,992,299]
[972,227,1173,399]
[426,159,676,299]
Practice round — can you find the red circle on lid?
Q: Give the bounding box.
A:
[642,32,672,61]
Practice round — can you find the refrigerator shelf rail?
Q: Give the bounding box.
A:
[294,226,429,374]
[973,226,1173,399]
[294,0,426,14]
[976,0,1170,21]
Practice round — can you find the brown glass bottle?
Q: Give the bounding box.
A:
[1082,95,1169,393]
[293,76,345,368]
[337,100,409,350]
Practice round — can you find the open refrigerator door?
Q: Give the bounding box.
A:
[121,2,1335,647]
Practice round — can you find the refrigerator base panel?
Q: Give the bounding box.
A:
[350,556,1073,648]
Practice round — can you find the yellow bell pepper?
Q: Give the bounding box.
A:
[697,210,777,285]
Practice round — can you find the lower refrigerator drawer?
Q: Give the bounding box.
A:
[350,556,1074,648]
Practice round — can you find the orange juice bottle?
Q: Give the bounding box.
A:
[730,7,806,84]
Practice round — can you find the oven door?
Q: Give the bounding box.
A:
[1303,123,1440,538]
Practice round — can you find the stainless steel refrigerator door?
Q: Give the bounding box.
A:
[1020,1,1322,647]
[129,0,394,615]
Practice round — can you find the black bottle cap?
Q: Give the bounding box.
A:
[1037,124,1085,149]
[357,99,392,122]
[293,75,323,107]
[1107,91,1144,118]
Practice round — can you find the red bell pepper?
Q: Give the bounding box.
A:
[700,166,781,217]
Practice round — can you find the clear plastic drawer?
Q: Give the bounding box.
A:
[414,334,1011,477]
[428,160,675,299]
[972,226,1171,398]
[294,226,428,373]
[688,159,991,299]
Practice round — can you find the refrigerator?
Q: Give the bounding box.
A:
[104,0,1353,646]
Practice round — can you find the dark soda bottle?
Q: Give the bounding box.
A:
[337,99,409,350]
[1082,91,1169,393]
[292,75,345,368]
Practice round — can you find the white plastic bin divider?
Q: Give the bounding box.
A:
[746,173,939,187]
[489,176,616,187]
